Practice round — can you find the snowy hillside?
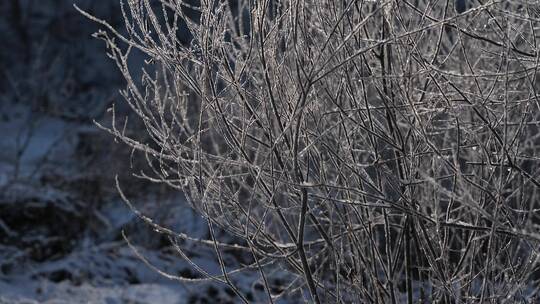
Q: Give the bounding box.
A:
[0,1,281,303]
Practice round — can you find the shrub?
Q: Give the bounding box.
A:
[79,0,540,302]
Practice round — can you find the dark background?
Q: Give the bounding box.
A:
[0,1,251,303]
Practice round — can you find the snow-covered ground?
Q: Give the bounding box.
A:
[0,102,285,303]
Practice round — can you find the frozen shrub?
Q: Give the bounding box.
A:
[80,0,540,302]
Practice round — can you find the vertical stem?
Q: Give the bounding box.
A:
[405,219,413,304]
[380,2,413,303]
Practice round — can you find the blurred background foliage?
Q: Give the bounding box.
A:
[0,2,240,303]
